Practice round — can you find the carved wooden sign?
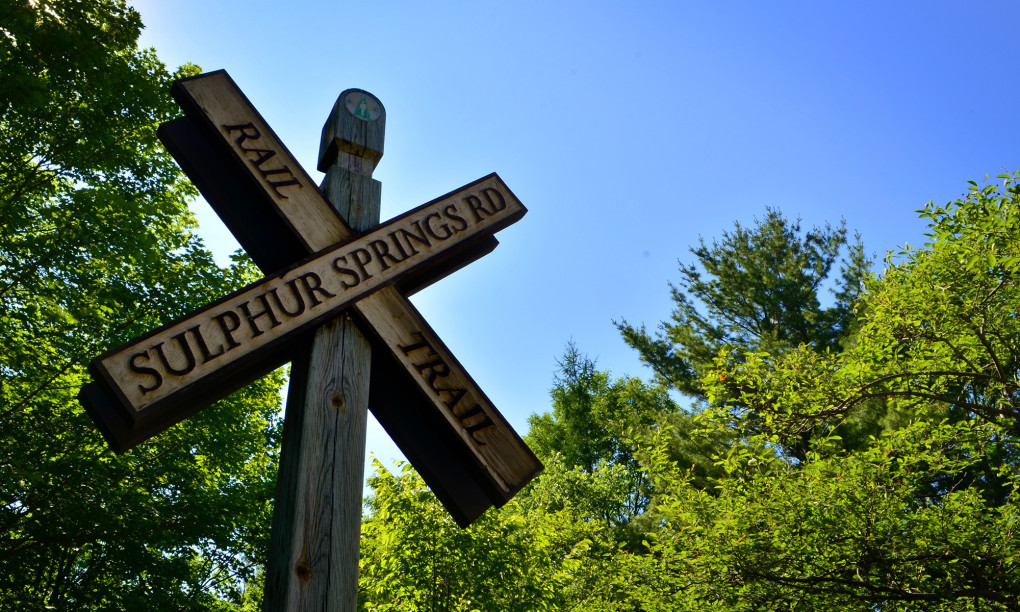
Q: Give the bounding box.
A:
[92,175,521,419]
[79,71,541,526]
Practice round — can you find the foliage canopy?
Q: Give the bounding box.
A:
[1,2,282,608]
[359,174,1020,611]
[616,208,870,399]
[6,3,1020,609]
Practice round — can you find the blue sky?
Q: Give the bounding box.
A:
[132,0,1020,473]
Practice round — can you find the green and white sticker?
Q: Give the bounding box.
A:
[345,92,382,121]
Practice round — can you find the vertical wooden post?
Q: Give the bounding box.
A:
[264,90,385,611]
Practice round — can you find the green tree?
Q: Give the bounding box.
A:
[527,345,668,521]
[360,174,1020,611]
[704,174,1020,457]
[0,1,283,608]
[616,208,869,400]
[359,460,580,611]
[579,417,1020,611]
[526,343,729,555]
[527,342,663,474]
[615,172,1020,610]
[360,350,688,609]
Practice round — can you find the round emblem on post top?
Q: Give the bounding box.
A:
[345,91,382,121]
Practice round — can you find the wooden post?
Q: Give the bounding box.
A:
[264,90,385,611]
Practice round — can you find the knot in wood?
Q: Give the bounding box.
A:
[294,558,312,586]
[331,392,346,413]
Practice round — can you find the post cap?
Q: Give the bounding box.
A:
[318,88,386,173]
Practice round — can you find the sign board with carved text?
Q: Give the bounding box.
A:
[80,71,541,526]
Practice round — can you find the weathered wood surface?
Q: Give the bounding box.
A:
[86,174,524,434]
[171,72,349,253]
[164,71,541,515]
[264,120,382,608]
[357,289,541,499]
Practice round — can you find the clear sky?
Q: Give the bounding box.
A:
[131,0,1020,475]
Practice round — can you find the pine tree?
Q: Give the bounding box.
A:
[616,208,870,399]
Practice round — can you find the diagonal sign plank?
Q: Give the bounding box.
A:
[83,174,520,432]
[165,74,501,293]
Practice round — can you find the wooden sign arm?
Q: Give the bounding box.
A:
[80,175,524,447]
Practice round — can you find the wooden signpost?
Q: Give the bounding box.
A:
[78,70,541,609]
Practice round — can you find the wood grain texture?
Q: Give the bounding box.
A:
[318,88,385,173]
[263,100,383,612]
[356,290,541,500]
[172,71,351,251]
